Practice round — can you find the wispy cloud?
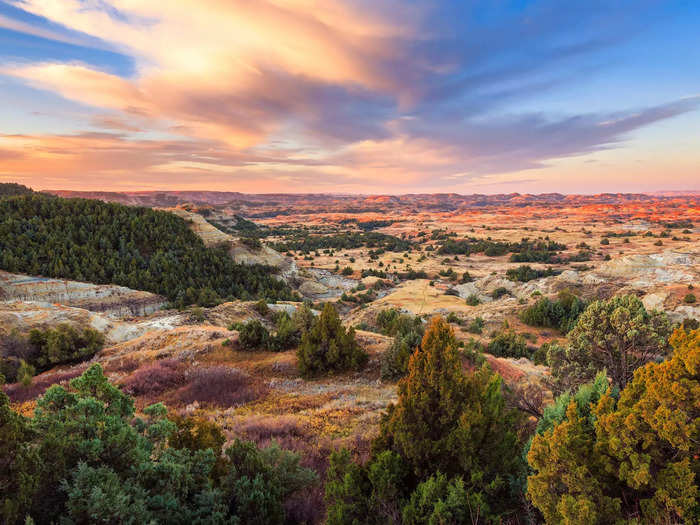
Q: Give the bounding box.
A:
[0,0,698,191]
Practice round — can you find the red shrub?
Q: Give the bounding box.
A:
[173,366,267,408]
[232,414,304,442]
[3,366,87,403]
[104,356,140,374]
[121,359,185,396]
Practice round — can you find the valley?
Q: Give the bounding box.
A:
[1,187,698,524]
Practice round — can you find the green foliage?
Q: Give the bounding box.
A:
[439,237,565,261]
[505,265,557,282]
[240,236,263,250]
[465,294,480,306]
[271,231,411,253]
[223,439,317,525]
[555,294,672,390]
[253,298,270,316]
[490,286,509,299]
[267,311,302,351]
[341,266,354,276]
[238,320,271,350]
[519,289,588,333]
[0,183,33,198]
[17,360,35,387]
[28,324,104,371]
[1,325,103,383]
[291,303,315,334]
[377,309,425,381]
[527,328,699,524]
[466,317,484,334]
[297,303,367,377]
[486,329,529,358]
[376,317,525,518]
[0,193,293,306]
[402,473,490,525]
[684,293,697,304]
[325,448,374,525]
[0,364,316,524]
[0,391,38,524]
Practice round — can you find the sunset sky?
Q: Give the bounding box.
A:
[0,0,698,194]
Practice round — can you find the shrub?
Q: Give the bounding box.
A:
[297,303,367,377]
[121,359,185,396]
[189,306,205,323]
[465,294,480,306]
[240,236,263,250]
[527,328,699,524]
[466,317,484,334]
[490,287,509,299]
[376,309,426,380]
[486,329,529,358]
[505,265,556,282]
[683,293,696,304]
[341,267,354,276]
[253,298,270,316]
[0,364,313,524]
[26,324,104,372]
[3,366,86,403]
[238,320,271,350]
[519,289,587,333]
[267,312,301,351]
[559,295,672,390]
[174,366,267,408]
[374,317,525,518]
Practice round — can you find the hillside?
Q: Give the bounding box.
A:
[0,193,294,306]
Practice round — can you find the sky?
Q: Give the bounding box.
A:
[0,0,698,194]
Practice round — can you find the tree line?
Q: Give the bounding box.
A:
[0,191,294,306]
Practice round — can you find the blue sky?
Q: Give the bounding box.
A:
[0,0,698,193]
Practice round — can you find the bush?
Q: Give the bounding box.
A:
[374,317,525,518]
[238,320,271,350]
[527,328,699,523]
[683,293,696,304]
[490,287,509,299]
[174,366,267,407]
[27,324,104,372]
[297,303,367,377]
[267,312,301,351]
[553,295,672,391]
[486,329,529,358]
[465,294,480,306]
[466,317,484,334]
[0,364,314,524]
[341,267,354,276]
[505,265,556,282]
[253,298,270,316]
[121,359,185,397]
[519,290,587,333]
[3,366,86,403]
[380,320,425,382]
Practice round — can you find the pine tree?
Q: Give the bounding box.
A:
[377,317,524,517]
[527,327,699,524]
[296,303,367,377]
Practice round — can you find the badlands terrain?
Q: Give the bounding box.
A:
[2,190,698,521]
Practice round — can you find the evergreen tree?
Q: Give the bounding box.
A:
[377,317,524,518]
[527,327,699,524]
[551,294,672,390]
[297,303,367,377]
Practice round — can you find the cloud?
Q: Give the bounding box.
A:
[1,0,699,192]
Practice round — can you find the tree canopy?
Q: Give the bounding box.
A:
[527,327,699,524]
[0,193,294,306]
